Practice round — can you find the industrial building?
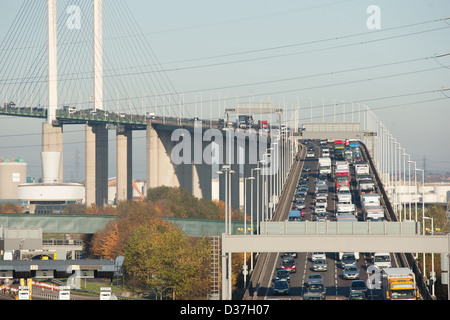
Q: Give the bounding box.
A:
[17,152,84,214]
[0,157,27,202]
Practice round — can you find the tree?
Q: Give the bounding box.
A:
[90,223,121,259]
[123,220,210,299]
[147,186,222,219]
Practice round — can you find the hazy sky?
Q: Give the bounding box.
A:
[0,0,449,180]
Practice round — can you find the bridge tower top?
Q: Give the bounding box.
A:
[47,0,57,124]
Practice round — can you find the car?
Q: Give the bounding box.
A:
[303,165,311,172]
[350,280,368,294]
[306,151,315,158]
[343,265,360,279]
[316,211,327,221]
[308,145,315,151]
[303,282,326,300]
[280,257,297,273]
[295,200,306,210]
[312,252,326,262]
[313,258,328,272]
[341,253,357,268]
[300,173,309,181]
[305,273,324,287]
[275,269,291,283]
[314,203,327,214]
[282,252,297,259]
[315,192,328,202]
[273,279,290,295]
[348,291,367,300]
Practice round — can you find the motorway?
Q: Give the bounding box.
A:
[249,139,405,300]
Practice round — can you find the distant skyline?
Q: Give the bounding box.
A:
[0,0,449,180]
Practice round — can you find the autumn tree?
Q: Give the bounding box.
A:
[147,186,222,219]
[123,220,210,299]
[0,203,24,214]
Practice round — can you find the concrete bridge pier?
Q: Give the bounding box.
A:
[145,121,212,199]
[85,124,108,207]
[116,128,133,202]
[42,123,63,182]
[146,122,181,190]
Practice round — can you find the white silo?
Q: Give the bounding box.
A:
[41,151,61,183]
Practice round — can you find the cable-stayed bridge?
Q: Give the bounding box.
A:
[0,0,448,301]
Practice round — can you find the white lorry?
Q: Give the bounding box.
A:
[337,203,356,217]
[318,157,332,177]
[337,185,352,204]
[361,194,385,221]
[354,161,369,175]
[358,180,375,194]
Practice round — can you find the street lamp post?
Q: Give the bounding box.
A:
[250,167,260,271]
[423,216,435,297]
[243,176,255,288]
[415,168,425,280]
[217,165,233,233]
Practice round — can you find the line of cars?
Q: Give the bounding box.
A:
[276,139,381,299]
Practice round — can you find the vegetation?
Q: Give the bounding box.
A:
[87,186,245,299]
[0,203,23,213]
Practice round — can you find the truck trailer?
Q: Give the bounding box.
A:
[381,268,419,300]
[361,193,385,221]
[318,157,331,177]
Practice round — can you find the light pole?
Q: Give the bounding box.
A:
[250,167,260,271]
[265,149,273,220]
[216,165,235,235]
[415,168,425,279]
[257,160,266,234]
[423,216,435,297]
[407,155,412,220]
[243,176,254,288]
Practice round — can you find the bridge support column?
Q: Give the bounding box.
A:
[85,124,108,207]
[42,123,63,182]
[146,122,180,190]
[116,129,132,202]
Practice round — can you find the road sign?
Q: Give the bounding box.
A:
[59,286,71,300]
[18,286,30,300]
[100,287,112,300]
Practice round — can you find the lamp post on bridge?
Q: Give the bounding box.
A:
[217,164,234,300]
[243,176,255,288]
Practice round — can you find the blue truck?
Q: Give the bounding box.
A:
[288,210,302,221]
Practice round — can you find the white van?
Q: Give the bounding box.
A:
[315,202,327,214]
[373,252,391,269]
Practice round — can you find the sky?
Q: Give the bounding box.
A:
[0,0,449,181]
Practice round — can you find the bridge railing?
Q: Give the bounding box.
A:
[260,221,418,236]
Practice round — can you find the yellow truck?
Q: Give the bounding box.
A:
[381,268,419,300]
